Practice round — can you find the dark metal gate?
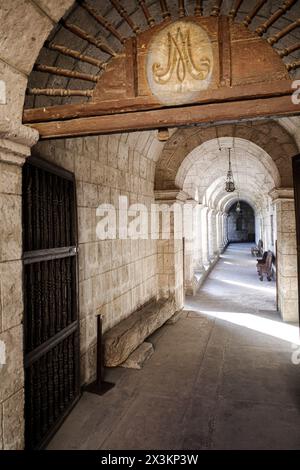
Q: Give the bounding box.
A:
[23,156,80,450]
[293,154,300,326]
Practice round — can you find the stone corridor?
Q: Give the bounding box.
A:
[48,244,300,450]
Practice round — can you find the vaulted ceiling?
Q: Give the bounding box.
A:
[25,0,300,110]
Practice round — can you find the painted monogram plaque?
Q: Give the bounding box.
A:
[146,20,213,105]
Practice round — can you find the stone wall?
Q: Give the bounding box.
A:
[34,132,159,384]
[0,137,38,450]
[0,160,24,450]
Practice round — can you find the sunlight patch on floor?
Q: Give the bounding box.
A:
[220,278,275,294]
[198,309,300,345]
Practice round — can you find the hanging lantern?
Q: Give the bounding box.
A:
[225,148,235,193]
[236,200,241,213]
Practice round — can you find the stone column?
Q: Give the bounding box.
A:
[208,209,218,260]
[216,211,224,253]
[194,203,204,271]
[217,212,223,252]
[0,125,38,449]
[182,199,202,295]
[201,206,210,267]
[207,209,214,261]
[154,189,188,310]
[221,213,226,247]
[270,188,298,323]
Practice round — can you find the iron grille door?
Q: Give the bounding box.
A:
[23,156,80,450]
[292,154,300,326]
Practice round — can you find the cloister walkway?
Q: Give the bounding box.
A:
[48,244,300,450]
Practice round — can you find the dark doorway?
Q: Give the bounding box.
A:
[227,201,255,243]
[22,156,80,449]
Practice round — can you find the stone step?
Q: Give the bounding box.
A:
[120,342,154,370]
[166,308,183,324]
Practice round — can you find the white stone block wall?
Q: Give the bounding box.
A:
[34,132,160,384]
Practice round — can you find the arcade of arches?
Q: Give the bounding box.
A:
[1,0,300,450]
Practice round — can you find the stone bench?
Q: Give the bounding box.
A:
[103,297,176,367]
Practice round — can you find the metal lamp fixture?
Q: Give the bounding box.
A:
[225,148,235,193]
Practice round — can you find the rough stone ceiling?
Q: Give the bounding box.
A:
[176,137,280,210]
[25,0,300,109]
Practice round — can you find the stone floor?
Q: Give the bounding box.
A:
[48,243,300,450]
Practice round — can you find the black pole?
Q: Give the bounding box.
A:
[85,315,115,396]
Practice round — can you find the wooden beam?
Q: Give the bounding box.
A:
[178,0,186,17]
[211,0,223,16]
[278,43,300,57]
[27,94,300,140]
[23,80,294,124]
[287,60,300,71]
[229,0,244,20]
[194,0,203,16]
[27,88,94,97]
[159,0,171,19]
[79,1,125,44]
[137,0,155,27]
[61,21,117,57]
[256,0,298,36]
[268,18,300,46]
[218,16,231,87]
[243,0,268,27]
[46,42,105,69]
[109,0,140,34]
[34,64,99,82]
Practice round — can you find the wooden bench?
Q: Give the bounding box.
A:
[256,250,274,281]
[251,239,263,257]
[103,297,177,367]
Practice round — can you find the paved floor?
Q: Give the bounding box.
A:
[48,244,300,450]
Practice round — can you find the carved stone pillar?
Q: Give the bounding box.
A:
[182,199,200,296]
[270,188,298,322]
[0,124,38,449]
[154,189,189,310]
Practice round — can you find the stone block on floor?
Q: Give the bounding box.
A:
[103,297,176,367]
[166,308,183,324]
[120,342,154,370]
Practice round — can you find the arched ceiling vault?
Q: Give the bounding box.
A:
[156,121,298,189]
[24,0,300,109]
[173,135,280,212]
[8,0,300,139]
[2,1,300,144]
[222,194,259,213]
[204,176,270,212]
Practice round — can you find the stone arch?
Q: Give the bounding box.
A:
[1,1,75,146]
[155,121,298,190]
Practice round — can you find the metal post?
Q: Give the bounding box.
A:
[85,315,115,396]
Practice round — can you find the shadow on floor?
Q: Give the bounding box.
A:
[47,244,300,450]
